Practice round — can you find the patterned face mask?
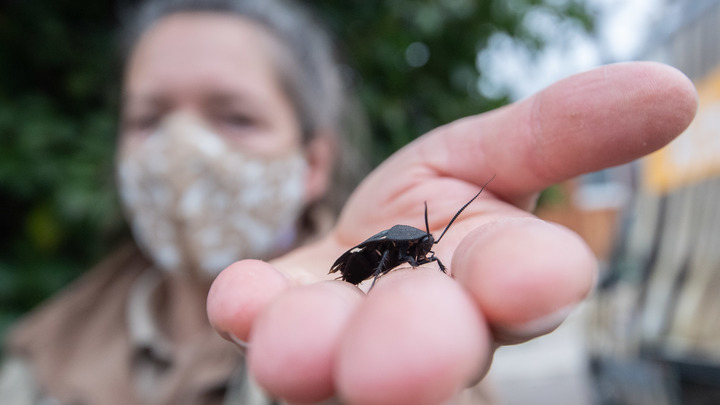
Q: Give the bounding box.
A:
[116,114,308,278]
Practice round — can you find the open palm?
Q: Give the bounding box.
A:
[208,62,697,405]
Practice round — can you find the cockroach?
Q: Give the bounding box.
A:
[330,176,495,289]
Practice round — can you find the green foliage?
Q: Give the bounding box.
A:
[0,0,594,339]
[306,0,594,163]
[0,1,126,340]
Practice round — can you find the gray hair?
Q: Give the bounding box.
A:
[120,0,344,142]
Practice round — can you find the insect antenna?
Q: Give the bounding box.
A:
[434,175,496,244]
[424,201,430,234]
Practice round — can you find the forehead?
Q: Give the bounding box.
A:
[124,12,284,98]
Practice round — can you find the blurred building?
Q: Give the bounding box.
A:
[587,1,720,404]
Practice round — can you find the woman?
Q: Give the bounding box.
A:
[2,0,354,403]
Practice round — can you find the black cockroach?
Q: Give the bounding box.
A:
[329,176,495,289]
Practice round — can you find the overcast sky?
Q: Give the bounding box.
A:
[479,0,665,100]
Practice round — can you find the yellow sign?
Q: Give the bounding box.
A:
[644,66,720,194]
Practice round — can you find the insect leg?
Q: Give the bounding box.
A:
[369,249,391,289]
[403,256,420,267]
[397,241,421,267]
[407,252,446,273]
[435,257,447,273]
[424,253,447,273]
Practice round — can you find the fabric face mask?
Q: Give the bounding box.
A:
[116,115,308,278]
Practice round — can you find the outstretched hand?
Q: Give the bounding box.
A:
[207,62,697,405]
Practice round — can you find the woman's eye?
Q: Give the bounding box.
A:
[124,114,161,133]
[221,113,254,128]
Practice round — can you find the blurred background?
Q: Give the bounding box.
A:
[1,0,718,404]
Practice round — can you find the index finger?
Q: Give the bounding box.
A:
[415,62,697,207]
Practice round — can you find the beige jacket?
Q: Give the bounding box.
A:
[1,244,253,405]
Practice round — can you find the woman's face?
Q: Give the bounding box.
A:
[120,13,303,157]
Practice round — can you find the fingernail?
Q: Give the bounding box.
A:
[492,304,577,344]
[229,332,250,354]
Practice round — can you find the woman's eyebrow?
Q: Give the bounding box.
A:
[122,90,174,110]
[204,91,250,106]
[204,92,269,116]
